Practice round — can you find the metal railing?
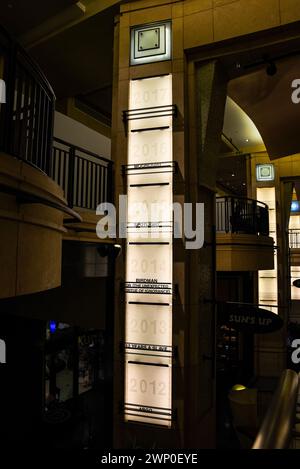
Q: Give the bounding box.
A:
[216,196,269,236]
[289,229,300,249]
[52,138,113,210]
[0,25,55,175]
[252,369,299,449]
[0,26,113,215]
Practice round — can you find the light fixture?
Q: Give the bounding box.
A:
[232,384,246,392]
[291,201,300,213]
[49,320,57,334]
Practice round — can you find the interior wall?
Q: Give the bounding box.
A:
[54,111,111,158]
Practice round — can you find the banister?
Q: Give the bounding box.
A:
[216,195,269,210]
[216,195,270,236]
[0,24,56,177]
[52,137,114,210]
[252,369,299,449]
[53,137,112,165]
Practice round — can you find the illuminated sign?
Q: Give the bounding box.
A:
[130,21,172,66]
[125,361,172,425]
[124,74,174,427]
[218,304,283,334]
[256,164,275,182]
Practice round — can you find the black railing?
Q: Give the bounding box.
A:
[52,138,113,210]
[289,229,300,249]
[0,26,55,175]
[216,196,269,236]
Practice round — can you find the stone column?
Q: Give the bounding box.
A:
[111,1,227,449]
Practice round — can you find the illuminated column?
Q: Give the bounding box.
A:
[112,2,227,448]
[124,75,174,426]
[253,162,286,376]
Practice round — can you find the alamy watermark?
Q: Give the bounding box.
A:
[96,196,205,250]
[291,339,300,364]
[291,79,300,104]
[0,339,6,364]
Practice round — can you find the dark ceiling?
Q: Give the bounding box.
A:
[229,55,300,160]
[217,154,247,197]
[0,1,119,121]
[2,1,300,161]
[1,0,78,37]
[29,7,117,100]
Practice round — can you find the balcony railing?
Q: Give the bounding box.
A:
[289,229,300,249]
[216,196,269,236]
[0,26,55,175]
[52,138,113,210]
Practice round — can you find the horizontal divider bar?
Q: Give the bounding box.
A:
[128,241,170,245]
[129,182,170,187]
[125,402,172,412]
[128,301,170,306]
[127,360,170,368]
[131,125,170,133]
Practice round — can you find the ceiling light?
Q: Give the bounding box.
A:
[232,173,235,177]
[245,139,249,143]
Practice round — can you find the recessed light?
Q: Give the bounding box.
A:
[231,173,235,177]
[245,139,249,143]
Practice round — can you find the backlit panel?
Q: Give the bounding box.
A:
[125,75,173,427]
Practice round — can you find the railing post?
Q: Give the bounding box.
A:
[3,43,17,156]
[67,146,75,208]
[45,96,55,177]
[253,200,257,234]
[230,196,234,233]
[107,160,114,204]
